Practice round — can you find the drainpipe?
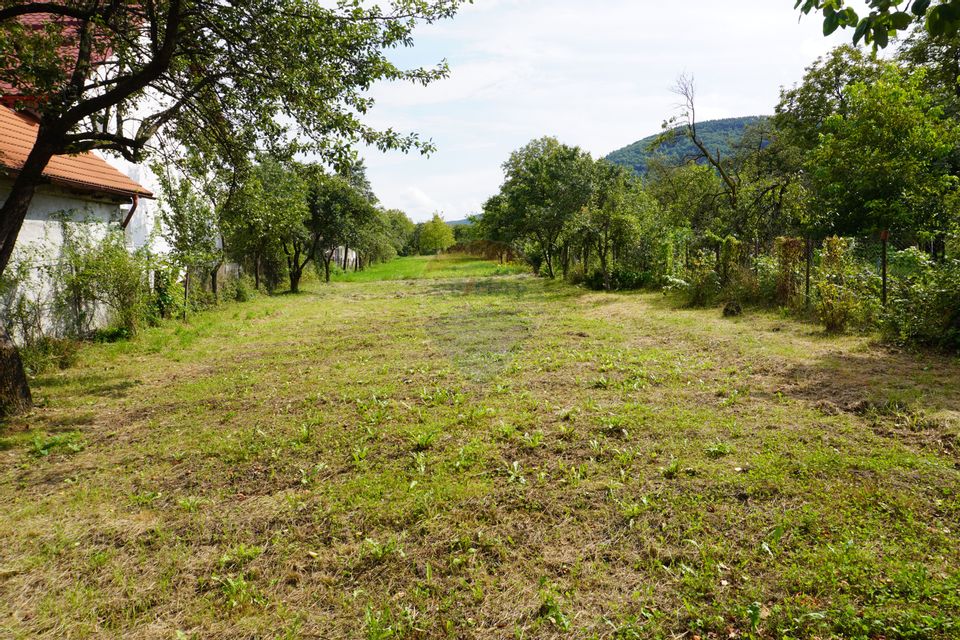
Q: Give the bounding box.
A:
[121,194,140,229]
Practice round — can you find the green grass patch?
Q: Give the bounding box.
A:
[332,253,528,282]
[1,255,958,638]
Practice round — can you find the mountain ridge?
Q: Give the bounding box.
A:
[605,116,767,174]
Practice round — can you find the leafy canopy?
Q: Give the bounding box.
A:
[0,0,464,163]
[795,0,960,47]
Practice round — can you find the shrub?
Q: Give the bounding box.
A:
[228,275,256,303]
[754,255,780,304]
[670,250,720,307]
[883,258,960,351]
[815,237,858,332]
[814,237,880,332]
[774,236,806,307]
[0,250,46,345]
[148,266,186,322]
[88,234,151,336]
[721,264,761,307]
[93,325,132,343]
[19,337,80,375]
[889,246,933,279]
[585,267,653,291]
[54,224,151,337]
[718,235,743,287]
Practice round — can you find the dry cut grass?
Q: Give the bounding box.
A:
[1,254,958,639]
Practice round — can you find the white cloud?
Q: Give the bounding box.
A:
[360,1,850,222]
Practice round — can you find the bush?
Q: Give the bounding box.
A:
[226,275,256,303]
[754,255,780,304]
[775,236,806,307]
[883,258,960,351]
[585,267,653,291]
[815,237,859,332]
[814,236,880,332]
[718,235,743,287]
[889,246,933,279]
[18,337,80,376]
[0,251,46,345]
[54,224,151,337]
[720,264,761,307]
[682,250,720,307]
[148,266,185,322]
[93,325,132,343]
[88,234,151,336]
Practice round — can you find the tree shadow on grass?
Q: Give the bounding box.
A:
[778,346,960,457]
[780,346,960,411]
[32,371,140,398]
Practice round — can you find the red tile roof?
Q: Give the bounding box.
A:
[0,4,112,99]
[0,105,152,199]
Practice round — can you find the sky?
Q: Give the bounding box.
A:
[359,0,850,223]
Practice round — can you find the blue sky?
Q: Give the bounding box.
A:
[360,1,849,222]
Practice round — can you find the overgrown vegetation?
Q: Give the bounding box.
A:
[472,33,960,352]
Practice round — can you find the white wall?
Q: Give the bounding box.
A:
[9,182,119,253]
[101,156,169,255]
[1,179,123,338]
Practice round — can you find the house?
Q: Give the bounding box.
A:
[0,104,154,337]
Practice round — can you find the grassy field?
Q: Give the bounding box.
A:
[1,253,959,639]
[331,254,528,282]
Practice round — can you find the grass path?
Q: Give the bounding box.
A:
[1,254,959,639]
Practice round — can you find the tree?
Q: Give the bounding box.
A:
[500,137,594,278]
[246,159,312,294]
[419,213,455,254]
[305,172,376,282]
[665,76,803,252]
[383,209,417,256]
[580,161,643,290]
[0,0,462,410]
[775,46,883,151]
[807,64,958,301]
[808,65,957,237]
[898,26,960,118]
[795,0,960,47]
[155,162,221,312]
[0,0,461,277]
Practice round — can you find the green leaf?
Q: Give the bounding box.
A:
[912,0,932,17]
[891,11,914,30]
[874,24,889,48]
[824,13,841,36]
[853,18,871,43]
[928,6,948,36]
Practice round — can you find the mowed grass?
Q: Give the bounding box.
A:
[1,254,959,639]
[332,254,527,282]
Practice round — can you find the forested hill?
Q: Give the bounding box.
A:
[605,116,766,174]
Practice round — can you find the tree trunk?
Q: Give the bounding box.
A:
[0,134,59,413]
[323,253,332,283]
[0,138,57,277]
[211,263,220,303]
[254,254,261,290]
[289,269,301,293]
[0,327,32,417]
